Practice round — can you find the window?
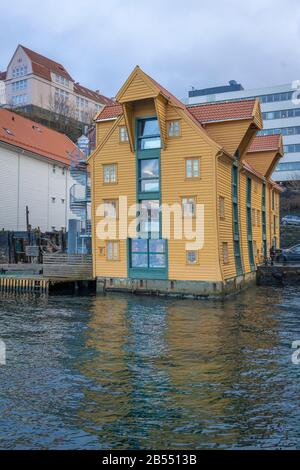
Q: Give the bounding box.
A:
[61,199,65,204]
[222,242,229,264]
[52,165,56,173]
[103,200,118,218]
[106,241,119,261]
[252,208,256,226]
[139,200,160,236]
[11,79,27,92]
[139,158,159,192]
[185,158,199,178]
[186,250,198,264]
[62,167,65,175]
[182,197,196,217]
[119,126,128,142]
[130,238,166,268]
[137,118,161,150]
[51,197,56,203]
[272,190,275,210]
[55,74,69,87]
[219,196,225,219]
[11,94,27,106]
[12,66,28,78]
[168,120,181,137]
[103,164,117,183]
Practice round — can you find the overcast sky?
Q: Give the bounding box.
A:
[1,0,300,100]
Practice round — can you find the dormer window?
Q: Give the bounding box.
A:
[137,118,161,150]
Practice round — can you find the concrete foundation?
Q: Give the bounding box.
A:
[257,264,300,286]
[96,271,256,299]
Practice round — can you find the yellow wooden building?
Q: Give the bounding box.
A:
[88,66,283,297]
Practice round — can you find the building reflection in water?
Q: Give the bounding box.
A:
[73,287,294,449]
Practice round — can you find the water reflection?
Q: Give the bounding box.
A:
[1,287,300,449]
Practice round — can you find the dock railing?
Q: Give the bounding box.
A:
[43,253,93,279]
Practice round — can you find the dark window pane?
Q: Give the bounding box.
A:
[131,239,147,252]
[139,119,160,137]
[141,179,159,192]
[149,239,165,253]
[141,159,159,178]
[139,136,161,150]
[149,254,166,268]
[132,253,148,268]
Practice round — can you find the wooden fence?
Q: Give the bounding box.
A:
[43,254,93,279]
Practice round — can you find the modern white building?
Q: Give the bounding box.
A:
[188,81,300,182]
[0,108,82,232]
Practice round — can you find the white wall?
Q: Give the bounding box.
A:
[0,144,79,231]
[0,80,6,105]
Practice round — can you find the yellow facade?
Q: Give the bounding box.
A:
[89,66,283,291]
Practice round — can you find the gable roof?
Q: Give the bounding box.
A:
[96,104,123,120]
[0,108,80,165]
[187,100,257,123]
[74,82,115,106]
[96,89,257,126]
[19,45,113,105]
[21,45,73,82]
[248,134,282,153]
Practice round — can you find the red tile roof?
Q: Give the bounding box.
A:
[74,82,115,106]
[96,97,257,126]
[0,108,80,165]
[21,45,73,82]
[0,71,6,80]
[96,104,123,120]
[248,134,282,153]
[187,100,256,123]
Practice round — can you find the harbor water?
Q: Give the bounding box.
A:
[1,286,300,449]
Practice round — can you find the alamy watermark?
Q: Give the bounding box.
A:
[96,197,205,250]
[0,339,6,366]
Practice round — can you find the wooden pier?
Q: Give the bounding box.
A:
[0,276,49,294]
[0,254,95,295]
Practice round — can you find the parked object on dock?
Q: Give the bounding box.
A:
[88,66,284,297]
[281,215,300,226]
[275,244,300,264]
[257,264,300,286]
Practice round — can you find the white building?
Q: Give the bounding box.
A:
[188,81,300,182]
[0,108,82,232]
[0,71,6,106]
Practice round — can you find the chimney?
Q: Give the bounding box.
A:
[95,89,100,94]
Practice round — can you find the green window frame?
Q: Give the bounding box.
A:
[232,164,243,276]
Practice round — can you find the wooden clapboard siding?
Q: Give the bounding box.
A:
[245,150,277,177]
[118,72,157,103]
[96,120,115,147]
[239,171,251,273]
[155,95,167,149]
[251,177,263,265]
[217,156,236,279]
[161,105,222,282]
[205,120,251,155]
[92,116,136,279]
